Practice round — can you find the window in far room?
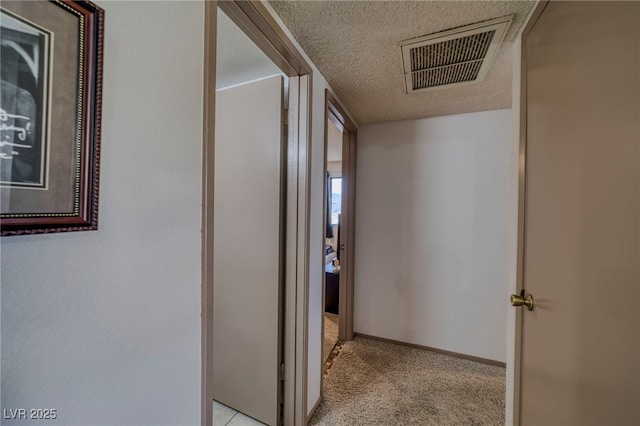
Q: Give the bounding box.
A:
[330,176,342,225]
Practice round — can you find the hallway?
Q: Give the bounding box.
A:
[310,337,505,425]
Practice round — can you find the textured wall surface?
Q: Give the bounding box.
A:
[1,2,204,424]
[354,110,513,362]
[270,1,535,124]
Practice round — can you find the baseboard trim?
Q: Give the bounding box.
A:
[354,332,506,368]
[305,395,321,425]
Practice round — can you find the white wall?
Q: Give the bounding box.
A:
[0,2,203,425]
[355,110,513,363]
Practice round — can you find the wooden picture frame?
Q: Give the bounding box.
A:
[0,0,104,236]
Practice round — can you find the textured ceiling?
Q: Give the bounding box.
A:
[217,9,282,89]
[270,1,535,124]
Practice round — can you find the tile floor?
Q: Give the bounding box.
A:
[213,400,266,426]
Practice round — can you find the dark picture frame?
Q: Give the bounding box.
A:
[0,0,104,236]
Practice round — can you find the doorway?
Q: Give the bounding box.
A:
[321,91,357,368]
[212,7,287,426]
[201,2,313,426]
[312,92,509,425]
[322,117,342,363]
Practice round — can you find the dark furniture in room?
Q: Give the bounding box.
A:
[325,270,339,314]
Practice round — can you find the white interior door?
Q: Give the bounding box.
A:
[213,75,284,426]
[518,2,639,425]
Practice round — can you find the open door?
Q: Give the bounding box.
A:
[213,75,285,426]
[325,91,357,342]
[516,2,639,424]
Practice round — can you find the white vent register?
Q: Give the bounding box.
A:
[400,16,513,93]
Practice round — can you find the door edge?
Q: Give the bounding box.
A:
[508,2,549,425]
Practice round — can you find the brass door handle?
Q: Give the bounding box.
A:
[511,292,535,311]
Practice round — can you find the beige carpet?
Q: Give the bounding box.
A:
[323,313,339,362]
[310,337,506,425]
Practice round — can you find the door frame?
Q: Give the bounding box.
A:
[201,2,313,425]
[322,90,357,345]
[508,2,549,425]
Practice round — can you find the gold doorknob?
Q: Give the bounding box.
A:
[511,293,535,311]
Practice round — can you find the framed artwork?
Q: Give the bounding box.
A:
[0,0,104,236]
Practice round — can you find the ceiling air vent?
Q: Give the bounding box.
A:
[400,16,513,93]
